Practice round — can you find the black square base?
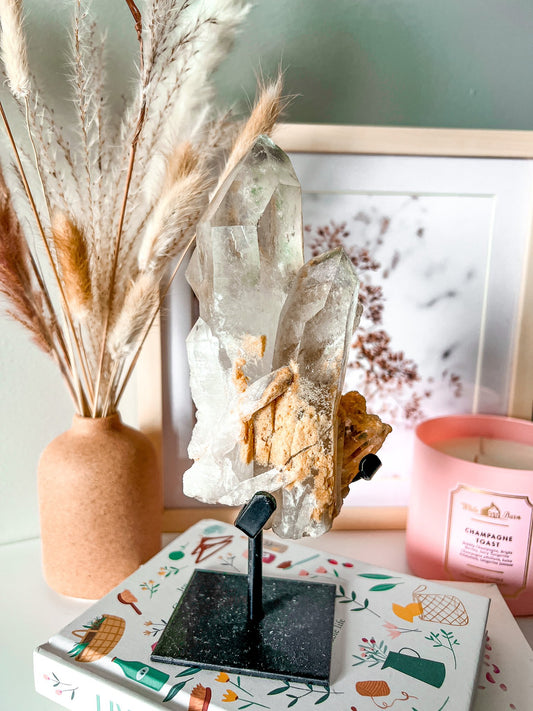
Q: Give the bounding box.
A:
[151,570,336,684]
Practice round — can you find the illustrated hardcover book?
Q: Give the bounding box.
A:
[34,519,492,710]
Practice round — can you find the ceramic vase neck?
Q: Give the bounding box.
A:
[71,412,122,434]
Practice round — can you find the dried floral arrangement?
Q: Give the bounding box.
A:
[0,0,283,417]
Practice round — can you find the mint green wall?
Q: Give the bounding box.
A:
[216,0,533,129]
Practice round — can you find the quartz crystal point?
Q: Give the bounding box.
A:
[184,136,304,504]
[184,135,391,538]
[244,248,362,538]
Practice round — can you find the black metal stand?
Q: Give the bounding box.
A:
[248,532,264,622]
[151,457,381,685]
[150,568,337,683]
[151,491,336,684]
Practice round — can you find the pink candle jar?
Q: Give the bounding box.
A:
[406,414,533,615]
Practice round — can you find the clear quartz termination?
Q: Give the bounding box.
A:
[267,248,361,537]
[184,135,374,538]
[184,136,304,508]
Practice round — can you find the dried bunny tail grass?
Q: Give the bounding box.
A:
[51,211,92,321]
[0,251,53,355]
[0,0,30,99]
[140,139,202,208]
[108,272,159,360]
[0,166,86,412]
[138,148,211,274]
[0,170,52,353]
[163,141,201,190]
[138,171,210,274]
[216,73,286,189]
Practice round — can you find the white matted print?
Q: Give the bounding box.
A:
[291,151,533,508]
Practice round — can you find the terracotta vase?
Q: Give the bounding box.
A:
[37,413,162,599]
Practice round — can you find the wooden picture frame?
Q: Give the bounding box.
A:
[138,124,533,532]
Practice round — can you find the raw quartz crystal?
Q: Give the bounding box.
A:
[184,135,391,537]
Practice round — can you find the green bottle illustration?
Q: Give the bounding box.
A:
[112,657,169,691]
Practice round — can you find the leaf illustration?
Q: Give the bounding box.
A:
[288,698,298,708]
[176,667,200,677]
[369,583,401,592]
[351,591,356,601]
[358,573,395,579]
[316,689,330,704]
[339,585,345,596]
[268,685,290,695]
[67,643,87,658]
[163,681,187,702]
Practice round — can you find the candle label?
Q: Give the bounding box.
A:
[445,484,533,597]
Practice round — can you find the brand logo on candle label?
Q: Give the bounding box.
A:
[445,485,533,597]
[481,502,500,518]
[460,501,522,520]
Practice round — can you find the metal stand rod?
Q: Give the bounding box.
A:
[248,532,263,622]
[235,491,276,624]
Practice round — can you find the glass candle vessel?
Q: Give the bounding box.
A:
[406,414,533,615]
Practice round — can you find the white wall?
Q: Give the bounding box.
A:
[0,318,138,545]
[0,320,71,543]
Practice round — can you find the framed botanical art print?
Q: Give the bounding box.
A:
[139,124,533,530]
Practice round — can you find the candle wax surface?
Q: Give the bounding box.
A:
[434,436,533,470]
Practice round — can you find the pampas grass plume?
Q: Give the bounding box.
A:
[0,170,52,353]
[217,73,285,188]
[0,0,30,99]
[109,272,159,360]
[51,211,92,321]
[138,143,211,274]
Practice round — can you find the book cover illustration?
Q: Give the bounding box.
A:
[34,520,490,711]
